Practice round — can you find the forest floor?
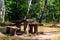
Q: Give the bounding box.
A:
[0,23,60,40]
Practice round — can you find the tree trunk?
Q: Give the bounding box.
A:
[39,0,47,23]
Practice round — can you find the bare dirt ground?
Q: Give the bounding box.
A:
[16,32,58,40]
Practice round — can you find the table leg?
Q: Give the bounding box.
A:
[34,25,38,33]
[29,25,33,33]
[24,21,28,33]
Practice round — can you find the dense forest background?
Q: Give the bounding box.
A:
[5,0,60,23]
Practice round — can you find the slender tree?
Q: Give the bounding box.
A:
[39,0,47,23]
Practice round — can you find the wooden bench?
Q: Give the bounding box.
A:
[6,26,20,35]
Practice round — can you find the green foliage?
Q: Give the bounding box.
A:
[5,0,28,21]
[43,0,60,22]
[5,0,60,22]
[28,0,40,20]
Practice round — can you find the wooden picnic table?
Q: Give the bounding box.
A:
[6,19,43,35]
